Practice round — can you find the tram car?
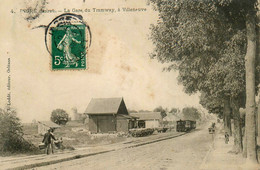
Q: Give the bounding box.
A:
[176,120,196,132]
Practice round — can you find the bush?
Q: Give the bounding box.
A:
[129,128,154,137]
[51,109,69,125]
[0,108,38,153]
[182,107,201,121]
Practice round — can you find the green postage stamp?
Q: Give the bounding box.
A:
[52,25,85,69]
[46,14,91,70]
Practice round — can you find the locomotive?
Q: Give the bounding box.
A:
[176,119,196,132]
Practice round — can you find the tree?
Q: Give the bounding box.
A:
[216,0,258,163]
[150,0,236,139]
[150,0,234,147]
[169,108,180,115]
[168,108,182,118]
[182,107,201,121]
[199,92,223,117]
[0,108,37,153]
[257,0,260,145]
[153,106,167,118]
[51,109,69,125]
[203,30,248,151]
[150,0,259,163]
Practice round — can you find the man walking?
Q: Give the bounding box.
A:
[225,132,229,144]
[42,128,56,155]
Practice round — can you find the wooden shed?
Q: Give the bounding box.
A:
[85,98,136,133]
[129,112,163,128]
[38,121,60,135]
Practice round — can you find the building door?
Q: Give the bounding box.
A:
[98,119,109,133]
[97,116,116,133]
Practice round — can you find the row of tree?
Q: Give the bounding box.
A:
[150,0,259,164]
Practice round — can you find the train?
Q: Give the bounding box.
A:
[176,119,196,132]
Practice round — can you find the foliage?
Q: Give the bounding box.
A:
[153,106,167,118]
[129,128,154,137]
[150,0,259,109]
[51,109,69,125]
[168,107,181,118]
[150,0,254,94]
[168,108,180,115]
[0,108,38,153]
[199,30,247,115]
[150,0,259,161]
[199,92,223,116]
[206,30,248,98]
[182,107,201,121]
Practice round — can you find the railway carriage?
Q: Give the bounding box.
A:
[176,120,196,132]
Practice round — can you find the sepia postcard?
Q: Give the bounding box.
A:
[0,0,259,170]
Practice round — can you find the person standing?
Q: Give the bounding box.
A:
[225,132,229,144]
[50,128,56,154]
[42,128,56,155]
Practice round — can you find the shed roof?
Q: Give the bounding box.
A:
[38,121,60,128]
[85,97,125,115]
[129,112,162,120]
[117,114,138,119]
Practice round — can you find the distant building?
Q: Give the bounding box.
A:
[85,97,136,133]
[38,121,60,135]
[72,107,85,121]
[129,112,163,128]
[74,112,84,121]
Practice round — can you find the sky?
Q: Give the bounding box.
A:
[0,0,201,122]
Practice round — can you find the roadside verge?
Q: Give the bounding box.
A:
[3,132,186,170]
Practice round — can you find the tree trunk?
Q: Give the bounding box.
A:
[242,108,247,157]
[223,98,232,136]
[242,122,247,157]
[257,103,260,145]
[257,0,260,146]
[231,98,243,153]
[245,11,258,163]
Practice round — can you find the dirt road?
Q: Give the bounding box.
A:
[35,123,213,170]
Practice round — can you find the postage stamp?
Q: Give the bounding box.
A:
[45,13,91,70]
